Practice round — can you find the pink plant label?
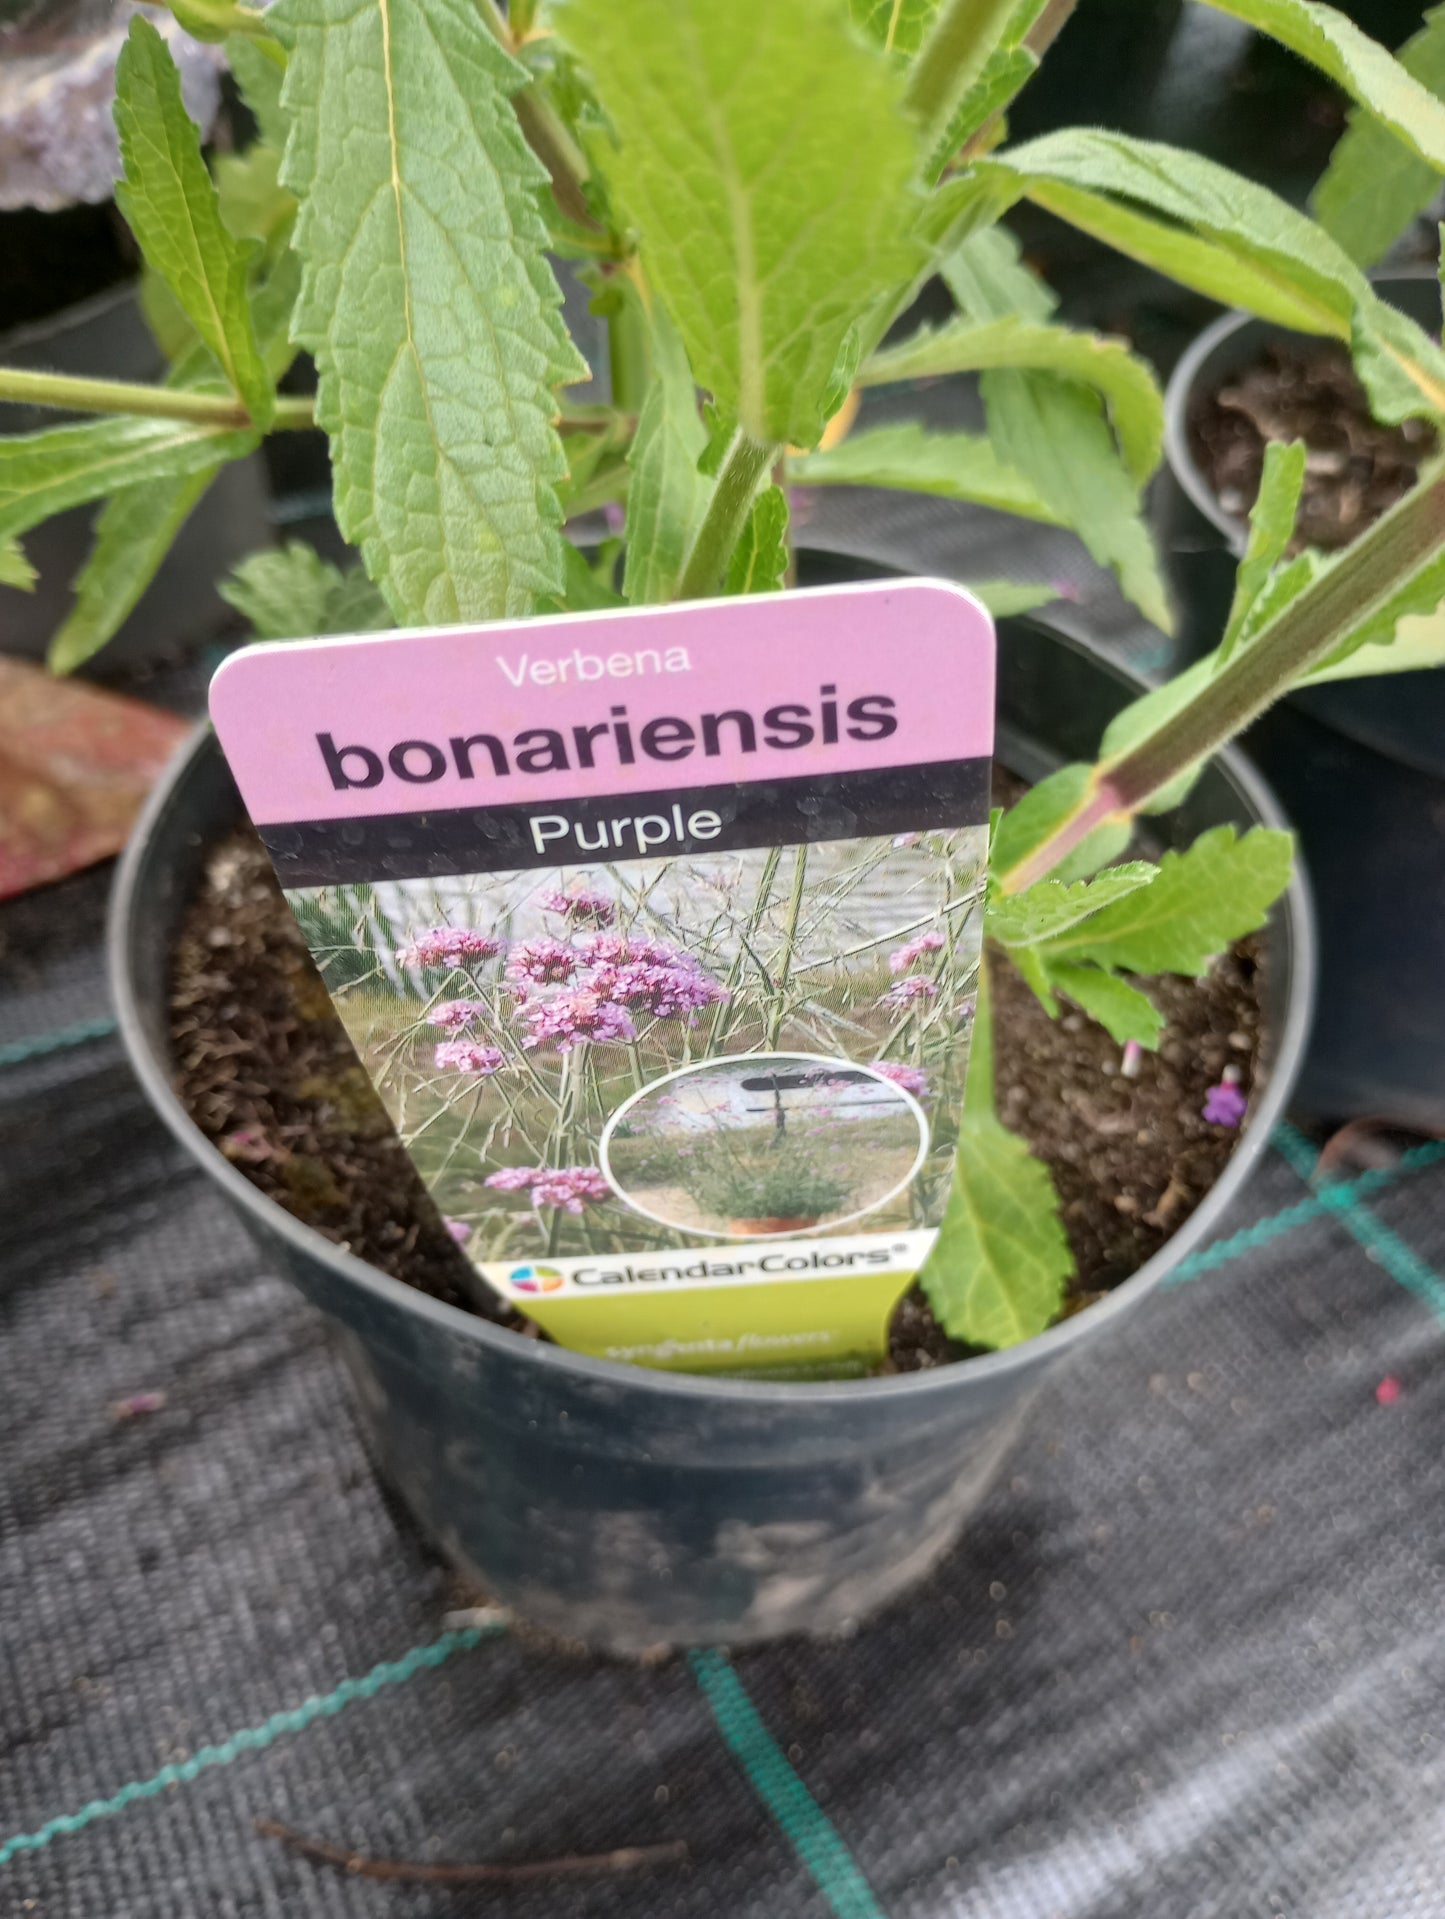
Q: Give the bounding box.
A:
[210,580,995,1378]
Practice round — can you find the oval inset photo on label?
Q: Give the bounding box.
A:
[599,1053,929,1240]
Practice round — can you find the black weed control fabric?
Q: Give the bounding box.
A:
[8,835,1445,1918]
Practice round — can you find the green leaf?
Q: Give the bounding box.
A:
[992,765,1138,887]
[850,0,940,55]
[0,536,35,591]
[273,0,587,625]
[1313,4,1445,267]
[986,863,1158,948]
[1220,439,1307,661]
[1305,595,1445,679]
[1048,963,1163,1048]
[1096,654,1216,816]
[945,220,1053,324]
[623,304,709,605]
[0,417,257,547]
[790,422,1064,522]
[1199,0,1445,171]
[165,0,274,44]
[214,144,295,258]
[226,31,290,150]
[47,469,218,674]
[725,485,789,594]
[1040,825,1294,975]
[114,18,273,428]
[982,368,1172,631]
[989,131,1445,422]
[926,45,1036,177]
[966,578,1056,615]
[862,315,1164,484]
[220,542,392,639]
[551,539,627,612]
[918,957,1072,1349]
[555,0,924,448]
[903,0,1020,147]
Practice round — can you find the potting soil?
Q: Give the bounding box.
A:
[7,832,1445,1917]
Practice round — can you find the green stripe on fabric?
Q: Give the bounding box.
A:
[0,1017,117,1069]
[0,1624,503,1869]
[690,1649,887,1919]
[1273,1124,1445,1327]
[1167,1136,1445,1286]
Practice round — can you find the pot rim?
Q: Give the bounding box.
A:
[1162,266,1442,556]
[108,634,1316,1410]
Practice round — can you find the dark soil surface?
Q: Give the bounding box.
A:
[1189,337,1436,551]
[169,832,1265,1373]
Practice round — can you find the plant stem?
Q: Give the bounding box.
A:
[676,430,775,600]
[475,0,600,231]
[765,846,809,1048]
[0,366,313,431]
[1000,463,1445,891]
[904,0,1019,146]
[607,288,650,413]
[960,0,1078,158]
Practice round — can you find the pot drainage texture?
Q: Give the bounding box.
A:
[7,851,1445,1914]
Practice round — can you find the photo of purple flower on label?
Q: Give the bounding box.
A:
[287,824,984,1269]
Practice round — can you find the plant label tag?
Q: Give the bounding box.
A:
[210,580,995,1377]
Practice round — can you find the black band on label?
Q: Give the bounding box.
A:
[259,757,992,886]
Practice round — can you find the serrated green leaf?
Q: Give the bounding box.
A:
[982,367,1173,632]
[918,958,1071,1349]
[225,32,290,149]
[0,417,256,547]
[555,0,924,448]
[1220,439,1308,661]
[114,18,273,428]
[1041,825,1294,975]
[989,130,1445,420]
[0,536,35,591]
[1313,4,1445,267]
[850,0,940,55]
[863,315,1164,483]
[945,221,1054,324]
[790,422,1064,522]
[1305,595,1445,679]
[986,862,1158,948]
[926,44,1037,177]
[1199,0,1445,171]
[47,469,218,674]
[220,542,391,639]
[725,486,789,595]
[1309,535,1445,670]
[274,0,587,625]
[1048,963,1164,1048]
[623,304,709,605]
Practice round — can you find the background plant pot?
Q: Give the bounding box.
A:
[0,284,268,670]
[728,1216,822,1237]
[1158,273,1445,1126]
[110,612,1313,1653]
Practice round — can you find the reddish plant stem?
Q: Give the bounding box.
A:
[999,463,1445,893]
[255,1819,689,1885]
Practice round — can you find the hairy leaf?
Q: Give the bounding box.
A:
[1305,597,1445,679]
[1199,0,1445,170]
[623,305,709,605]
[989,131,1445,419]
[226,31,290,150]
[48,470,218,674]
[919,1107,1072,1346]
[114,18,273,426]
[0,418,256,547]
[725,486,789,594]
[1313,4,1445,267]
[556,0,924,448]
[1040,825,1294,975]
[850,0,940,54]
[946,220,1053,323]
[220,542,391,639]
[0,537,35,591]
[986,863,1158,948]
[790,422,1063,521]
[927,45,1037,176]
[274,0,587,624]
[1096,655,1215,817]
[1220,439,1308,660]
[983,368,1172,630]
[863,315,1164,482]
[1047,963,1164,1048]
[552,540,626,612]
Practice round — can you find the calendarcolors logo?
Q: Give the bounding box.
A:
[508,1265,565,1295]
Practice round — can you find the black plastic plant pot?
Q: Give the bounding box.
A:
[1159,274,1445,1126]
[110,616,1314,1653]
